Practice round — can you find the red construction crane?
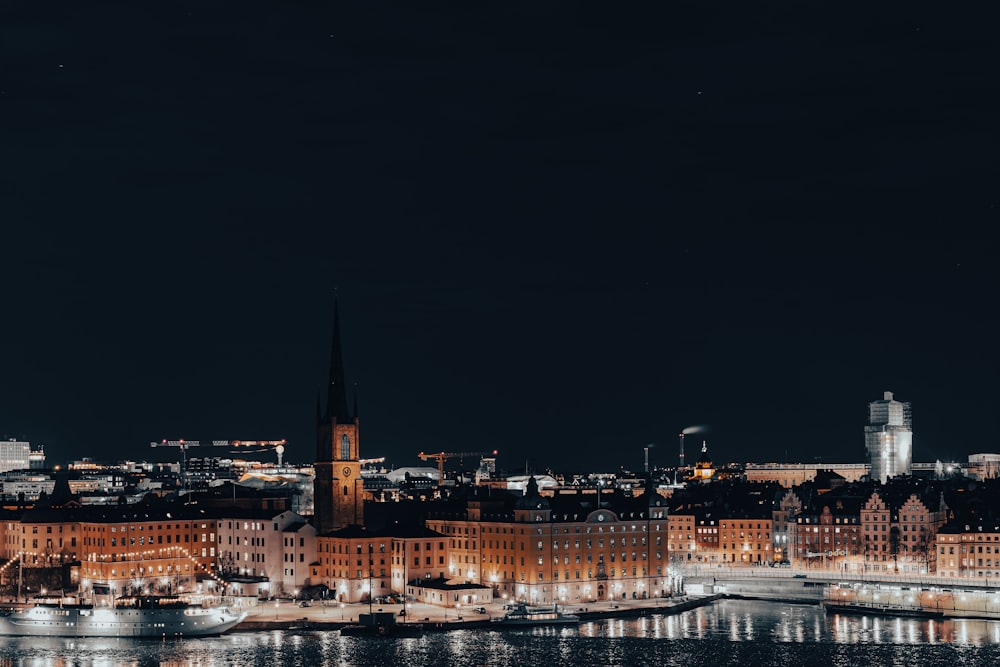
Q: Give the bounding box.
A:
[418,450,498,480]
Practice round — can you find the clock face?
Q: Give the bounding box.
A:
[343,466,352,477]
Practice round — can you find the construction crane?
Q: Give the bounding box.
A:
[418,450,498,481]
[149,439,205,496]
[228,439,287,465]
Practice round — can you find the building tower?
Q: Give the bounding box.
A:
[865,390,913,483]
[313,300,362,534]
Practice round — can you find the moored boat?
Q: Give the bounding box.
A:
[0,595,247,637]
[339,610,423,636]
[493,602,580,627]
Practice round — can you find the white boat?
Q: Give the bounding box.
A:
[494,602,580,627]
[0,595,246,637]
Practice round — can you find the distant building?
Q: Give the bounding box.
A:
[239,465,315,516]
[689,442,715,482]
[475,456,497,484]
[967,453,1000,480]
[0,439,30,473]
[1,472,53,503]
[745,463,869,487]
[28,446,45,469]
[865,391,913,483]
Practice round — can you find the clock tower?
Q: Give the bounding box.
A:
[314,300,362,534]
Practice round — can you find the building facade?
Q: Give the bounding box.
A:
[422,480,677,605]
[312,525,449,603]
[0,440,30,474]
[865,391,913,483]
[216,510,316,598]
[936,522,1000,580]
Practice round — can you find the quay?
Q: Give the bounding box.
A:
[234,568,1000,633]
[232,594,722,633]
[685,565,1000,621]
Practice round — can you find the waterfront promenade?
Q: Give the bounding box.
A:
[684,563,1000,591]
[686,565,1000,620]
[234,593,715,632]
[233,566,1000,632]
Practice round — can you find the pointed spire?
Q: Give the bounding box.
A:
[326,297,352,422]
[353,382,359,420]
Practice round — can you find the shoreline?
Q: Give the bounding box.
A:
[232,594,723,633]
[233,571,1000,633]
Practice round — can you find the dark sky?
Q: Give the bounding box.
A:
[2,1,997,474]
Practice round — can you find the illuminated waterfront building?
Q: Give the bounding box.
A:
[667,513,696,564]
[421,477,677,605]
[859,485,946,574]
[6,506,219,596]
[936,521,1000,580]
[792,500,862,567]
[719,517,774,564]
[216,510,315,598]
[313,525,448,603]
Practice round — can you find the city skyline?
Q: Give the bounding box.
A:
[3,3,997,472]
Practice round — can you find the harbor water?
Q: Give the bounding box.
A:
[4,599,1000,666]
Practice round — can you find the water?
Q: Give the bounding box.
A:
[4,600,1000,666]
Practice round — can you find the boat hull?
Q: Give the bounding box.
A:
[822,601,944,619]
[0,604,247,637]
[494,618,580,627]
[493,603,580,628]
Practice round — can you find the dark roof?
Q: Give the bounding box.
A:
[283,521,309,533]
[415,576,491,591]
[514,476,549,510]
[320,523,446,539]
[19,498,299,524]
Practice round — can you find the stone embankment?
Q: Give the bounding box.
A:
[232,594,723,633]
[689,568,1000,621]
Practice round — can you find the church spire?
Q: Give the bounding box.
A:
[326,298,353,423]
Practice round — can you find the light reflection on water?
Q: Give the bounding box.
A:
[5,601,1000,665]
[578,599,1000,648]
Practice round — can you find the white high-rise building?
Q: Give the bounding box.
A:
[865,391,913,483]
[0,439,30,473]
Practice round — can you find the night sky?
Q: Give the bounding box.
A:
[2,1,997,474]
